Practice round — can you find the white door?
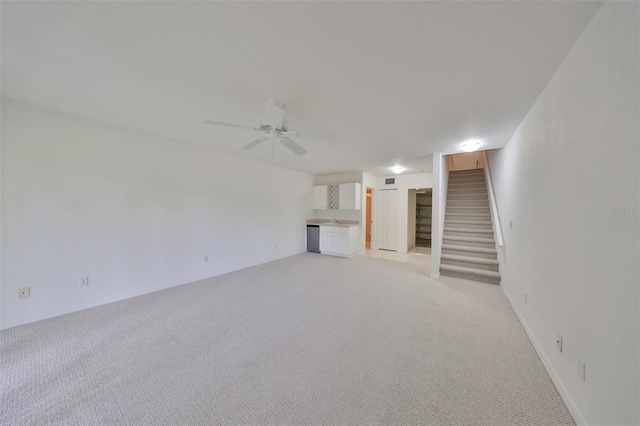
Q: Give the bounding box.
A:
[378,191,388,249]
[378,189,398,250]
[387,190,398,250]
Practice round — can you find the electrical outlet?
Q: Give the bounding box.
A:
[18,287,30,299]
[556,335,563,352]
[204,255,209,263]
[577,357,586,381]
[274,243,278,250]
[510,220,513,229]
[79,276,89,287]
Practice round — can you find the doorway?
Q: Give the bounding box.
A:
[366,188,373,249]
[407,188,432,254]
[415,188,432,249]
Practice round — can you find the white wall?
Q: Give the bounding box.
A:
[1,100,314,329]
[448,152,485,171]
[487,3,639,424]
[430,154,449,278]
[375,173,432,253]
[314,172,362,186]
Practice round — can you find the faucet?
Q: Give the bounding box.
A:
[329,214,336,224]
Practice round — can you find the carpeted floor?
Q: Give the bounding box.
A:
[1,253,574,425]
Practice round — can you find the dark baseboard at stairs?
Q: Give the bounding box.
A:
[440,169,501,285]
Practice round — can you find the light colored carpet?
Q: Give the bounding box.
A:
[1,253,573,425]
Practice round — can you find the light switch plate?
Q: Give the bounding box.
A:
[556,335,563,352]
[577,357,586,381]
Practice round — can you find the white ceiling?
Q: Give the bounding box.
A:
[1,1,601,177]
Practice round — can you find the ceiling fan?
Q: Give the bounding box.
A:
[204,99,335,158]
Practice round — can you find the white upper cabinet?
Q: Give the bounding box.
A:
[312,182,361,210]
[312,185,328,210]
[339,183,361,210]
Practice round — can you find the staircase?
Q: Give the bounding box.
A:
[440,169,501,285]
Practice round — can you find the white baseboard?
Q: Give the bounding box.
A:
[431,273,440,279]
[500,286,587,426]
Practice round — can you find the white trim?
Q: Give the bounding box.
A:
[500,285,586,426]
[430,273,440,280]
[482,151,504,247]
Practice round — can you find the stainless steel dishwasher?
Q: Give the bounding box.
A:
[306,225,320,253]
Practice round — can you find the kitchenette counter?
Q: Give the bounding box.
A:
[306,219,360,228]
[307,220,359,257]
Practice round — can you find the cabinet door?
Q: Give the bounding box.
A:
[312,185,328,210]
[339,183,361,210]
[319,231,333,252]
[332,233,349,255]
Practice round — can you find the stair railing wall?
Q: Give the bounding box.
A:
[430,153,449,279]
[482,150,504,247]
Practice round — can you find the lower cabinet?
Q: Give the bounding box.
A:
[319,226,359,258]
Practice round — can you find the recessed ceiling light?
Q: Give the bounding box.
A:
[390,166,405,174]
[461,139,481,152]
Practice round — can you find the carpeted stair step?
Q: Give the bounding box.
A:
[442,244,498,259]
[444,227,494,238]
[448,184,487,191]
[448,188,488,195]
[448,192,487,198]
[446,212,491,221]
[449,191,487,197]
[447,207,490,214]
[448,178,486,185]
[445,219,493,230]
[449,171,484,177]
[449,173,485,180]
[448,194,488,201]
[450,169,483,172]
[441,254,499,272]
[449,180,486,187]
[447,200,490,207]
[448,197,488,204]
[448,185,487,193]
[440,264,501,285]
[443,235,496,249]
[450,174,484,179]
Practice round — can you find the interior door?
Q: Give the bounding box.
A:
[378,189,397,251]
[387,190,398,250]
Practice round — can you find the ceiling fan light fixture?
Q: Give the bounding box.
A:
[204,99,335,157]
[461,139,481,152]
[391,166,405,174]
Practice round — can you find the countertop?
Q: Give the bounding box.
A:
[306,219,360,228]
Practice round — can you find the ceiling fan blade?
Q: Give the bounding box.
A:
[264,99,285,129]
[204,120,261,131]
[280,137,307,155]
[242,135,269,150]
[284,129,335,140]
